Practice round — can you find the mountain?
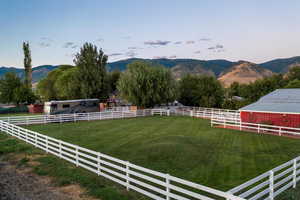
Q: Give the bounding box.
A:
[218,61,274,87]
[0,65,58,83]
[107,58,236,77]
[260,56,300,73]
[1,56,300,86]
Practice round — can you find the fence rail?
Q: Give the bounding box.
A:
[0,118,244,200]
[229,156,300,200]
[211,116,300,137]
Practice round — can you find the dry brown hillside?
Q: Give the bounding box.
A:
[218,61,273,87]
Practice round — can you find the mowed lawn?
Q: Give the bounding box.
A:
[27,116,300,190]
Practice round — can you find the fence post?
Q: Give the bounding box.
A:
[279,127,282,136]
[126,161,130,191]
[269,170,274,200]
[258,124,260,133]
[75,146,79,167]
[59,115,62,123]
[97,153,101,176]
[293,159,297,188]
[59,140,62,158]
[190,110,193,117]
[74,113,76,122]
[88,113,90,121]
[46,137,49,153]
[166,174,170,200]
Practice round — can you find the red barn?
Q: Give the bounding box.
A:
[240,89,300,128]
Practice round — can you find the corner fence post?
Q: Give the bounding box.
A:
[293,159,297,188]
[126,161,130,191]
[166,174,170,200]
[269,170,274,200]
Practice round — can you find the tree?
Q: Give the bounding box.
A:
[108,70,121,93]
[285,79,300,88]
[178,74,224,107]
[0,72,36,104]
[55,67,81,99]
[286,66,300,81]
[117,61,177,107]
[23,42,32,88]
[37,65,74,101]
[73,43,109,100]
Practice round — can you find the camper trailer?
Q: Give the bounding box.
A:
[44,99,99,114]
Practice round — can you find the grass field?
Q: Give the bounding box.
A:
[26,116,300,191]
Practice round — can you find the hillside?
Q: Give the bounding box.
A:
[260,56,300,73]
[218,61,273,87]
[107,58,235,77]
[0,65,58,83]
[1,56,300,85]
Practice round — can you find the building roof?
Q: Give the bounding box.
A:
[240,89,300,114]
[45,99,99,104]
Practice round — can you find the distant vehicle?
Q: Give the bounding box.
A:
[44,99,99,114]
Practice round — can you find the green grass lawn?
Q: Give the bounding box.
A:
[25,116,300,191]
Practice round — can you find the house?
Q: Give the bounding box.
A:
[240,89,300,128]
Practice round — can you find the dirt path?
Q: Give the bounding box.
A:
[0,159,98,200]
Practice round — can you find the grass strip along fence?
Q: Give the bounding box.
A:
[1,108,300,200]
[0,110,244,200]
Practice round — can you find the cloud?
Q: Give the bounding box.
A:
[38,37,52,48]
[108,53,123,57]
[128,46,143,50]
[96,38,104,42]
[216,44,223,49]
[63,42,76,48]
[174,41,182,45]
[153,56,167,59]
[194,50,201,54]
[144,40,171,46]
[199,38,211,41]
[126,51,137,57]
[39,42,51,48]
[208,44,224,50]
[168,55,177,59]
[122,36,131,39]
[186,40,196,44]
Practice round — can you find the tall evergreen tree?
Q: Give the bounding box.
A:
[73,43,109,100]
[23,42,32,88]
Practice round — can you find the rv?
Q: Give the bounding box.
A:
[44,99,99,114]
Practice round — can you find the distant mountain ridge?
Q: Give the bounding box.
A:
[1,56,300,85]
[218,61,274,87]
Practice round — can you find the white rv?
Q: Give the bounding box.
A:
[44,99,99,114]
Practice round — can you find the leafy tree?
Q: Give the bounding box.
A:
[73,43,109,100]
[23,42,32,88]
[55,67,81,99]
[117,61,177,107]
[108,70,121,93]
[285,79,300,88]
[0,72,36,104]
[286,66,300,81]
[37,65,73,101]
[178,74,224,107]
[13,84,36,104]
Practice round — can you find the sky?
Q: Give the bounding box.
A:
[1,0,300,67]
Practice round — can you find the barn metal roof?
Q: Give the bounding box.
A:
[239,89,300,114]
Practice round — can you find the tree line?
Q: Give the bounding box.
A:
[1,42,300,109]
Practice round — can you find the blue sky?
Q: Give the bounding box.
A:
[1,0,300,67]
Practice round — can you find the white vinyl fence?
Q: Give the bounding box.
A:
[229,156,300,200]
[0,119,244,200]
[191,108,240,120]
[211,116,300,137]
[2,107,300,199]
[0,110,156,126]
